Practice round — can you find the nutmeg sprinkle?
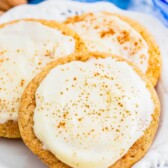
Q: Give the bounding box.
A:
[68,12,149,73]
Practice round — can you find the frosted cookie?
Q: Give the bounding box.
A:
[19,52,160,168]
[0,19,86,138]
[65,12,161,86]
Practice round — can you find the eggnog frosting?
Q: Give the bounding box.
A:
[0,20,76,124]
[66,12,149,73]
[33,57,155,168]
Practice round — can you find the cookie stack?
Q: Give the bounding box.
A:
[0,12,161,168]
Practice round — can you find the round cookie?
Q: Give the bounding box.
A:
[18,52,160,168]
[65,12,161,86]
[0,19,86,138]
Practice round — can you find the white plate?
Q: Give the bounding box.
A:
[0,1,168,168]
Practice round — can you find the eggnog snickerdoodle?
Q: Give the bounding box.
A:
[19,52,160,168]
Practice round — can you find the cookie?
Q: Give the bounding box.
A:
[65,12,161,86]
[0,19,86,138]
[19,52,160,168]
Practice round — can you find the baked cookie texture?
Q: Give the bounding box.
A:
[0,19,86,138]
[65,12,161,86]
[18,52,160,168]
[0,121,20,138]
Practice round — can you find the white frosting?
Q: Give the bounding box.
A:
[34,57,154,168]
[0,21,76,123]
[67,12,149,73]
